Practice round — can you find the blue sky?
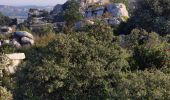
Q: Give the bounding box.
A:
[0,0,67,6]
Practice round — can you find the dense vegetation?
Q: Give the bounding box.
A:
[125,0,170,34]
[1,0,170,99]
[0,12,12,26]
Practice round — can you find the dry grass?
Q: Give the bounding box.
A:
[34,33,56,47]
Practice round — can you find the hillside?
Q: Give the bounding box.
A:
[0,5,53,18]
[0,0,170,99]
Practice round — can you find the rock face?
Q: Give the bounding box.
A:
[13,31,34,46]
[52,1,129,29]
[0,26,13,35]
[82,3,129,27]
[0,53,25,75]
[51,4,63,16]
[107,3,129,17]
[85,3,129,19]
[5,53,25,74]
[0,31,34,48]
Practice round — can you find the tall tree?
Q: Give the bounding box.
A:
[63,0,83,28]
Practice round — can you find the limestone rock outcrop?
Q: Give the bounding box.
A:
[85,3,129,18]
[52,0,129,29]
[13,31,34,46]
[0,53,25,75]
[0,31,34,48]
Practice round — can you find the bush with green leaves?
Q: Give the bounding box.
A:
[125,0,170,34]
[123,29,170,70]
[0,86,13,100]
[63,0,83,28]
[0,12,12,26]
[31,25,54,36]
[0,45,16,54]
[15,23,130,99]
[112,70,170,99]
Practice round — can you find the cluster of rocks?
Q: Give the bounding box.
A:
[52,0,129,30]
[23,8,53,32]
[75,3,129,28]
[22,0,130,31]
[0,31,34,48]
[28,8,51,24]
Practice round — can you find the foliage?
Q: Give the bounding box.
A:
[1,1,170,99]
[132,44,170,70]
[0,86,13,100]
[0,12,12,26]
[0,45,16,54]
[34,32,56,47]
[15,24,130,99]
[0,53,11,70]
[79,22,115,43]
[63,0,83,27]
[124,29,170,70]
[124,29,162,50]
[32,25,54,36]
[17,26,32,33]
[112,70,170,99]
[125,0,170,34]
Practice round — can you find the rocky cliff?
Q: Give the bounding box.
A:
[51,0,129,28]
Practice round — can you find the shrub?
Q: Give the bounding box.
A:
[0,45,16,54]
[0,86,13,100]
[125,0,170,34]
[112,70,170,99]
[123,29,170,70]
[15,29,129,99]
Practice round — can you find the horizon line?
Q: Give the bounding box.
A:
[0,3,65,7]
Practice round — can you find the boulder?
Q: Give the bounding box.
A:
[3,40,10,44]
[12,39,21,48]
[5,53,25,60]
[21,37,34,45]
[14,31,34,39]
[5,53,25,74]
[108,18,121,26]
[108,3,129,18]
[94,7,105,17]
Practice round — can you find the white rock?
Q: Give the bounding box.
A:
[21,37,34,45]
[5,53,25,74]
[5,53,25,60]
[3,40,10,44]
[108,18,121,26]
[5,60,21,74]
[110,3,129,18]
[12,39,21,48]
[15,31,34,39]
[85,20,95,25]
